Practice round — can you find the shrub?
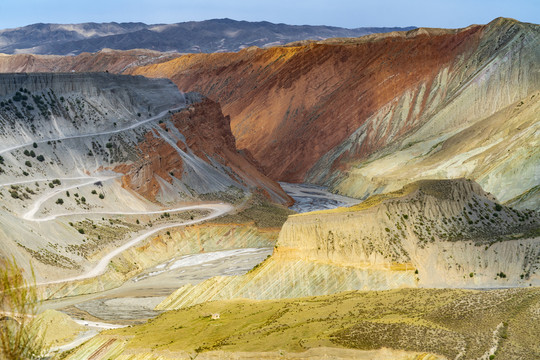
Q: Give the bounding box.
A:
[36,155,45,162]
[80,196,86,203]
[0,258,49,358]
[105,142,113,149]
[32,142,37,148]
[495,204,502,211]
[91,190,97,194]
[23,150,30,156]
[78,228,85,234]
[56,198,64,205]
[25,160,31,167]
[99,193,105,199]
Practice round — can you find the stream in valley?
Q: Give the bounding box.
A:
[280,182,361,212]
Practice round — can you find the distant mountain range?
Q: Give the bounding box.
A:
[0,19,415,55]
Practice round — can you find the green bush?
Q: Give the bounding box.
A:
[56,198,64,205]
[25,160,31,167]
[36,155,45,162]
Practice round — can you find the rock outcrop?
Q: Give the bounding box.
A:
[158,179,540,310]
[128,18,540,209]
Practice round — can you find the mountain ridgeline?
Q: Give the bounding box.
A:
[0,19,415,55]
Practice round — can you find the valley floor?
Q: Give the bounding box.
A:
[62,287,540,360]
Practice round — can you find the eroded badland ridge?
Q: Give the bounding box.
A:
[127,18,540,210]
[158,179,540,311]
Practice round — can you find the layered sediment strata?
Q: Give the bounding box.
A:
[158,179,540,310]
[129,18,540,209]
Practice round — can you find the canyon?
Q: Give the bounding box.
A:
[0,16,538,360]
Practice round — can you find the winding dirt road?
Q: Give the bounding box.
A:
[0,103,186,156]
[0,101,236,286]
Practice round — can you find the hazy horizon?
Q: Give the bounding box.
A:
[0,0,538,30]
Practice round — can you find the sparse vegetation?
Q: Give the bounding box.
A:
[68,287,540,359]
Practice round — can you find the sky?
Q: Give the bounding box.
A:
[0,0,538,29]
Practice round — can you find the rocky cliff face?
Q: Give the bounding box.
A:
[128,18,540,209]
[119,96,292,204]
[158,179,540,310]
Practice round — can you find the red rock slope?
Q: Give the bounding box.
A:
[118,96,293,205]
[127,24,486,182]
